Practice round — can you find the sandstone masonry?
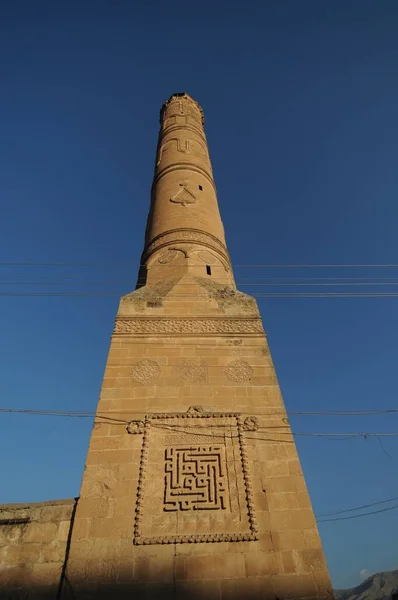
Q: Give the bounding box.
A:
[0,94,334,600]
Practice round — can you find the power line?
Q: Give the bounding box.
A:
[317,503,398,523]
[5,280,398,287]
[2,262,398,268]
[1,408,397,438]
[316,495,398,518]
[3,291,398,297]
[1,407,397,417]
[5,275,398,281]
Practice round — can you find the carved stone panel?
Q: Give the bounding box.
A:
[164,445,226,511]
[134,412,258,545]
[224,359,253,383]
[170,184,196,206]
[158,249,178,264]
[131,360,160,384]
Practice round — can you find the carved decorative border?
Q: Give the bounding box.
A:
[143,228,231,267]
[114,317,263,335]
[133,411,258,545]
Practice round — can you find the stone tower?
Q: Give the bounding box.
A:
[64,94,334,599]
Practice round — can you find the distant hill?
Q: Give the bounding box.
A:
[335,570,398,600]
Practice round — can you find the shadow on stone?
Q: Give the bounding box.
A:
[0,576,333,599]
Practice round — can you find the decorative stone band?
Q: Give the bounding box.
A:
[153,162,215,192]
[159,123,207,146]
[135,532,258,545]
[134,411,258,545]
[113,317,264,336]
[143,228,231,267]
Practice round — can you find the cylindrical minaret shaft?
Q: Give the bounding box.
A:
[140,93,233,285]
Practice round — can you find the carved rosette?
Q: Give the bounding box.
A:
[126,421,145,435]
[224,359,253,383]
[242,416,260,432]
[131,360,160,384]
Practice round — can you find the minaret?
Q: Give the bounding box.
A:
[65,94,334,600]
[138,92,233,289]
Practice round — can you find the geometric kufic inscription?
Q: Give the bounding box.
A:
[134,412,258,545]
[164,446,227,511]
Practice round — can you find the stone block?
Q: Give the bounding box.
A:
[39,503,75,523]
[263,460,290,478]
[77,497,111,519]
[184,554,246,580]
[303,528,323,550]
[284,509,317,531]
[288,459,304,476]
[314,571,334,597]
[0,542,42,566]
[268,476,296,493]
[221,576,275,599]
[24,522,58,543]
[258,532,273,552]
[41,540,67,563]
[273,574,318,599]
[280,550,296,574]
[176,579,221,600]
[299,548,328,573]
[134,555,174,583]
[89,436,122,451]
[89,516,133,540]
[272,530,306,552]
[0,565,31,586]
[256,511,271,530]
[30,561,64,586]
[57,520,71,542]
[253,491,269,511]
[70,517,90,541]
[245,551,278,576]
[79,465,119,497]
[267,492,299,511]
[296,491,313,510]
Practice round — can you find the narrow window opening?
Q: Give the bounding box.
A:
[198,185,203,191]
[206,265,211,276]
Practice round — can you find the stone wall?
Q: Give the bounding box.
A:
[0,498,76,599]
[63,279,333,599]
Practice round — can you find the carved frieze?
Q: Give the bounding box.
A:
[143,228,231,268]
[114,318,263,335]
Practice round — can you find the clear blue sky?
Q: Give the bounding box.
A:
[1,0,398,590]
